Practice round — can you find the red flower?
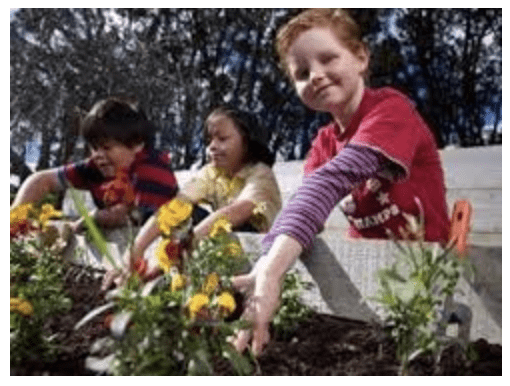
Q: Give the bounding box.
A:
[156,239,182,272]
[133,257,147,277]
[10,219,36,239]
[165,241,181,264]
[101,170,135,207]
[103,313,114,329]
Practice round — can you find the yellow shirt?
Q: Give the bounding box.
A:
[180,162,282,232]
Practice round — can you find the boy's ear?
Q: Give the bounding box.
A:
[356,45,370,75]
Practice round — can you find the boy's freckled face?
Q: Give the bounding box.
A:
[90,139,142,176]
[286,27,368,120]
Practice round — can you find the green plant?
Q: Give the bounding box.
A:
[108,213,254,375]
[272,271,312,340]
[10,233,73,367]
[371,237,467,375]
[74,198,314,375]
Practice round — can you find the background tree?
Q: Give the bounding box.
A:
[10,8,502,192]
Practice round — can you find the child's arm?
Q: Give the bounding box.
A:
[232,144,391,354]
[232,233,302,355]
[11,169,62,208]
[101,214,160,290]
[71,203,131,232]
[178,166,259,238]
[193,200,256,238]
[260,144,388,252]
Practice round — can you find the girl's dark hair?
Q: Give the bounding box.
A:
[205,105,275,167]
[80,96,156,148]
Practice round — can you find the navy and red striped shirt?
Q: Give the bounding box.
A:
[57,148,178,223]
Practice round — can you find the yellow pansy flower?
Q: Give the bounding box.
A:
[187,293,209,319]
[10,203,34,224]
[156,239,180,273]
[202,272,220,296]
[208,217,232,238]
[38,203,62,227]
[10,297,34,316]
[215,292,236,316]
[157,198,193,237]
[171,273,187,292]
[225,241,243,258]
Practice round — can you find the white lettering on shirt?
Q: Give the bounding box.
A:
[347,204,401,229]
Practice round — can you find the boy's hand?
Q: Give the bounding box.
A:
[101,266,130,291]
[231,268,282,356]
[69,217,86,233]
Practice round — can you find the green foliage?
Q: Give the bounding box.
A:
[107,224,312,375]
[10,236,73,367]
[111,277,252,376]
[188,233,249,289]
[272,271,313,340]
[110,223,253,375]
[372,241,467,375]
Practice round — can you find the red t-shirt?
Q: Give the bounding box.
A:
[304,87,450,242]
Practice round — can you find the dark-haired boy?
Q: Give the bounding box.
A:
[11,97,179,231]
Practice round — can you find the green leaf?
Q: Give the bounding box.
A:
[68,188,118,270]
[223,346,253,375]
[187,349,213,375]
[378,267,407,283]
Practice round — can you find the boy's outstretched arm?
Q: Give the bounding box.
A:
[231,144,392,355]
[11,169,61,208]
[232,233,302,356]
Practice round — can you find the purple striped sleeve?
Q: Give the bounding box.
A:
[261,144,388,253]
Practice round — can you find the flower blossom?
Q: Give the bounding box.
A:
[202,272,220,296]
[10,203,34,224]
[208,217,232,238]
[10,297,34,317]
[225,241,243,258]
[214,292,236,316]
[10,203,36,239]
[187,293,209,319]
[156,239,180,273]
[38,203,62,228]
[171,273,187,292]
[157,198,193,237]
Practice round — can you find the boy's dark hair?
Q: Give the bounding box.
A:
[80,96,156,148]
[205,105,275,167]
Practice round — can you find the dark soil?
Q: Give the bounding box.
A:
[11,269,502,376]
[11,265,110,376]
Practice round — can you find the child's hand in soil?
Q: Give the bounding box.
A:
[231,268,280,356]
[231,235,303,356]
[101,265,130,291]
